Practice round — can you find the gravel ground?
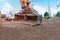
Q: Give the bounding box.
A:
[0,17,60,40]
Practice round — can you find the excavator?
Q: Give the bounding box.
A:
[6,0,42,26]
[14,0,42,26]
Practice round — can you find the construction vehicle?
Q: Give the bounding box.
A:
[6,0,42,26]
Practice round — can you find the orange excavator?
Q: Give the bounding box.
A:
[14,0,42,26]
[20,0,32,14]
[15,0,36,20]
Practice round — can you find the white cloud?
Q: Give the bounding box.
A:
[1,2,14,11]
[50,8,57,17]
[32,3,60,17]
[50,6,60,17]
[33,5,46,17]
[0,0,2,1]
[12,7,22,14]
[1,2,14,16]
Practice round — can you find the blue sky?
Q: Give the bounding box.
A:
[1,0,60,8]
[0,0,60,17]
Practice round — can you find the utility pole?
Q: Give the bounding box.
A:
[48,0,51,17]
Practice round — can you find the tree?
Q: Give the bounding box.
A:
[56,11,60,17]
[44,12,49,19]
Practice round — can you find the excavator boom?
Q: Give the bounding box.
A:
[20,0,25,7]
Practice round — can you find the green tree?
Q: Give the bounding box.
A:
[44,12,49,19]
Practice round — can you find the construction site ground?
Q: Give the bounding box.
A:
[0,17,60,40]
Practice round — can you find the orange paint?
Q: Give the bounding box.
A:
[20,0,25,7]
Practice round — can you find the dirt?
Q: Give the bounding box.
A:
[0,17,60,40]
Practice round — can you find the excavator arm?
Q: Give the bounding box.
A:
[20,0,25,8]
[20,0,30,9]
